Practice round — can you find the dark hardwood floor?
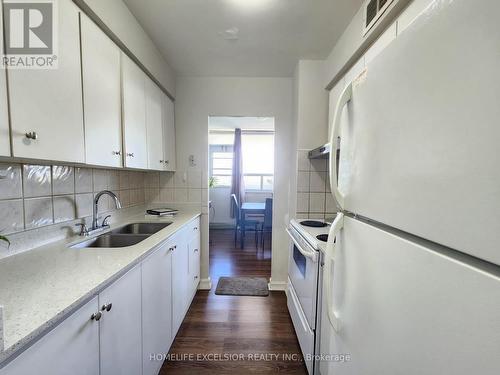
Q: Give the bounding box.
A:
[160,229,307,374]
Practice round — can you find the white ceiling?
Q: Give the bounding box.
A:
[122,0,364,77]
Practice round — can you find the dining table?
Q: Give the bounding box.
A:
[240,202,266,216]
[239,202,266,249]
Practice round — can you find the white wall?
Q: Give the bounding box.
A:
[323,0,434,88]
[80,0,176,95]
[175,77,293,290]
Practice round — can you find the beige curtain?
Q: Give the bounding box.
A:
[230,128,245,218]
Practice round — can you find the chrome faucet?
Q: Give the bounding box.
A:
[92,190,122,231]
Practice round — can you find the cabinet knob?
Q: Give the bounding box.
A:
[112,151,121,156]
[126,153,135,157]
[101,303,113,312]
[194,248,199,253]
[193,227,198,231]
[25,131,38,140]
[159,160,164,163]
[194,276,199,280]
[91,312,102,321]
[169,245,177,252]
[165,160,169,165]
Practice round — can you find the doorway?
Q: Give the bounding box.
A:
[208,116,275,280]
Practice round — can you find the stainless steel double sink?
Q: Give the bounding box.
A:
[71,222,172,249]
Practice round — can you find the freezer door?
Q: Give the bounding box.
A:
[319,216,500,375]
[333,0,500,265]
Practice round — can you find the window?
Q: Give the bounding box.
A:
[210,145,233,187]
[209,131,274,191]
[242,133,274,192]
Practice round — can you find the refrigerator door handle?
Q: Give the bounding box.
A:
[329,82,353,210]
[325,213,344,332]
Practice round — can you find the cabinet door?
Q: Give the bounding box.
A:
[0,3,9,157]
[99,266,142,375]
[7,0,85,163]
[171,230,189,338]
[142,242,173,375]
[145,79,164,171]
[122,54,148,169]
[188,235,201,296]
[81,15,122,168]
[0,297,99,375]
[162,94,176,171]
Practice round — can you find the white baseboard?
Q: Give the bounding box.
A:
[198,277,212,290]
[268,278,287,291]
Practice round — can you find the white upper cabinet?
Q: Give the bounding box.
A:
[162,94,176,171]
[81,15,122,168]
[0,4,10,157]
[121,54,148,169]
[7,0,85,163]
[145,78,164,170]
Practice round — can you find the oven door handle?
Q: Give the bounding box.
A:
[286,228,318,263]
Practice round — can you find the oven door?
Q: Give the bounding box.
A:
[287,227,320,330]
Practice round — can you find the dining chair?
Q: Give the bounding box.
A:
[231,194,259,249]
[260,198,273,250]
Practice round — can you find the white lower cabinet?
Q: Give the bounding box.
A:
[99,266,142,375]
[142,241,173,375]
[188,230,201,296]
[0,297,100,375]
[0,220,202,375]
[171,229,190,338]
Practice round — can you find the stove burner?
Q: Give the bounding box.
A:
[316,234,329,242]
[300,220,328,228]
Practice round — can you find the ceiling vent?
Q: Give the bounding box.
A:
[363,0,396,35]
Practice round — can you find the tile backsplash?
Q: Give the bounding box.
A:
[0,162,152,237]
[295,150,337,219]
[145,169,207,206]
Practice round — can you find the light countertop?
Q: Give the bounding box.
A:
[0,210,201,363]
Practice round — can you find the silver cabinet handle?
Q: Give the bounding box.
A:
[112,151,121,156]
[126,153,134,157]
[25,131,38,140]
[101,303,112,312]
[91,312,102,321]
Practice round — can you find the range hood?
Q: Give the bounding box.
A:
[308,143,330,159]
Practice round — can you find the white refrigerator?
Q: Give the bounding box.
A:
[321,0,500,374]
